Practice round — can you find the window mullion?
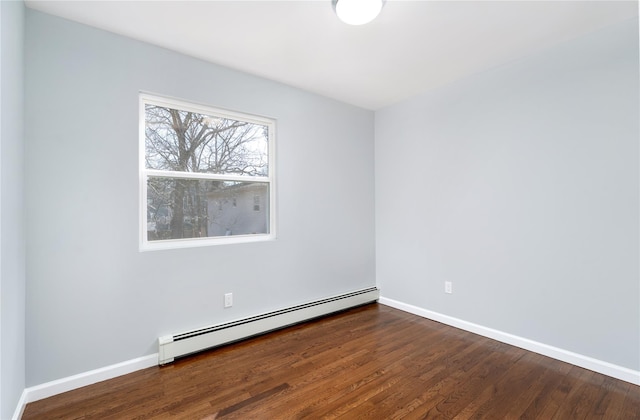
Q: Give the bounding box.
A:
[144,169,269,183]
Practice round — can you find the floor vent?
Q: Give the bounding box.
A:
[158,287,379,364]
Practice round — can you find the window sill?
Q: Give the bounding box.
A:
[139,233,276,251]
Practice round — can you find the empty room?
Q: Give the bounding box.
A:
[1,0,639,418]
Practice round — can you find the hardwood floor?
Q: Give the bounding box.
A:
[22,304,640,419]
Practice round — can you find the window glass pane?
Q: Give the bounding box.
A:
[147,177,269,241]
[145,104,269,176]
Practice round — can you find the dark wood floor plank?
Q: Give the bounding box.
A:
[258,314,443,418]
[551,368,600,419]
[310,324,490,416]
[282,344,414,418]
[588,375,631,418]
[619,384,640,419]
[429,343,526,418]
[227,315,425,418]
[402,344,525,419]
[467,351,555,419]
[22,303,640,419]
[515,357,574,419]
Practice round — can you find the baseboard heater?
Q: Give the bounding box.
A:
[158,287,379,364]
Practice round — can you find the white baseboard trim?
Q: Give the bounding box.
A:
[11,389,28,420]
[15,353,158,417]
[379,297,640,386]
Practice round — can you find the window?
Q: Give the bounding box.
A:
[140,93,275,250]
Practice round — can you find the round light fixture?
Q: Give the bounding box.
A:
[332,0,385,26]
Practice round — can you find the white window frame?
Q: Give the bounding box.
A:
[139,93,276,251]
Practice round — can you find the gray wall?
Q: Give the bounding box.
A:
[375,17,639,371]
[25,10,375,386]
[1,0,26,418]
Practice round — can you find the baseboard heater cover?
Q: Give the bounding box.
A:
[158,287,379,364]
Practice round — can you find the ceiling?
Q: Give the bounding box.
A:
[24,1,638,110]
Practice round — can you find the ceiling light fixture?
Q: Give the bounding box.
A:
[332,0,385,26]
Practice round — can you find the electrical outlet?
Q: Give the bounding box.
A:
[224,293,233,308]
[445,281,453,294]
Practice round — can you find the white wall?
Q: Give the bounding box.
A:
[1,0,26,418]
[24,10,375,386]
[376,17,639,371]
